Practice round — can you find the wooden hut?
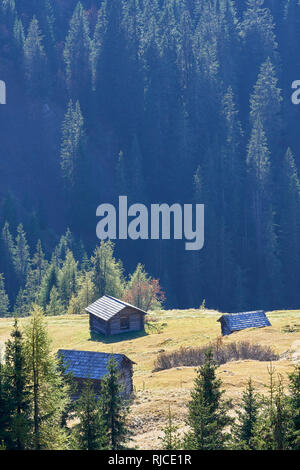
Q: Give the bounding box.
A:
[217,310,271,336]
[57,349,134,398]
[86,295,147,337]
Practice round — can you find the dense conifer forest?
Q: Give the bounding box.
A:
[1,0,300,313]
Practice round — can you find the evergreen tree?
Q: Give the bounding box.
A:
[159,404,181,450]
[0,361,11,448]
[5,319,31,449]
[38,262,59,309]
[252,366,292,450]
[0,274,9,317]
[58,250,78,307]
[246,117,280,308]
[24,305,69,449]
[60,100,85,185]
[63,1,91,98]
[72,380,108,450]
[46,287,65,316]
[232,378,260,449]
[67,272,95,315]
[13,224,30,286]
[24,16,47,95]
[100,357,132,450]
[91,241,124,299]
[184,350,231,450]
[288,365,300,449]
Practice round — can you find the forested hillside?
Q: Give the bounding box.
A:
[1,0,300,313]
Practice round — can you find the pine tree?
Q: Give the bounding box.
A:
[72,380,108,450]
[183,350,231,450]
[0,274,9,317]
[24,305,69,449]
[232,378,260,449]
[100,357,132,450]
[5,319,31,449]
[159,404,181,450]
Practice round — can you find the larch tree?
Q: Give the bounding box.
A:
[24,305,69,449]
[91,241,124,300]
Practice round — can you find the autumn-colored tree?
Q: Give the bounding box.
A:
[123,264,165,311]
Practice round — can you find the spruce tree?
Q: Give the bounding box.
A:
[24,16,47,95]
[0,361,11,448]
[252,366,292,450]
[100,357,132,450]
[0,274,9,317]
[232,378,260,449]
[63,1,91,97]
[159,404,181,450]
[5,319,31,449]
[60,100,85,185]
[13,224,30,286]
[288,365,300,449]
[46,287,65,316]
[184,350,231,450]
[38,263,59,309]
[72,380,108,450]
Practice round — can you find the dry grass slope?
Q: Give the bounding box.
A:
[0,308,300,449]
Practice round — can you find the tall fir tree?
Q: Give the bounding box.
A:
[0,274,9,317]
[72,379,108,450]
[5,319,31,449]
[100,357,132,450]
[184,350,231,450]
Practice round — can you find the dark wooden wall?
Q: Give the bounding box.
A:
[89,308,145,336]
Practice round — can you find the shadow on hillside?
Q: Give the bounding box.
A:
[89,330,148,344]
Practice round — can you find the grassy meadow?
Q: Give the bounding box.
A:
[0,308,300,449]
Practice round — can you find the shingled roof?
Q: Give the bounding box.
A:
[85,295,147,321]
[218,310,271,336]
[57,349,134,380]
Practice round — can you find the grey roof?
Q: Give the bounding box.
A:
[218,310,271,334]
[85,295,147,321]
[57,349,133,380]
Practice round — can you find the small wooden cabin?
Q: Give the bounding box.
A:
[218,310,271,336]
[57,349,134,398]
[86,295,147,337]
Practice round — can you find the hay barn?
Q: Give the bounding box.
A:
[86,295,147,337]
[58,349,134,398]
[218,310,271,336]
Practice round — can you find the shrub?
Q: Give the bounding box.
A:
[153,339,279,371]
